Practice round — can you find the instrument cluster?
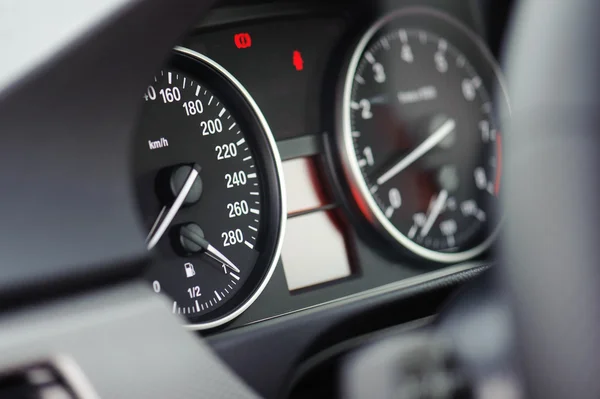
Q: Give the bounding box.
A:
[134,3,507,330]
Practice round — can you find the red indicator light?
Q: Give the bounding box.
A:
[293,50,304,71]
[234,33,252,49]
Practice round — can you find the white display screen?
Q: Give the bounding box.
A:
[280,158,353,291]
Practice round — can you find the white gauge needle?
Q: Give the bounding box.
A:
[420,190,448,238]
[377,118,456,185]
[146,205,167,241]
[205,244,241,274]
[179,224,241,274]
[146,166,200,250]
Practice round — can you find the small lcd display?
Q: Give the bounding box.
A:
[280,158,352,291]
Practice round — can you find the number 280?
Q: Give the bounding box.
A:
[222,229,243,247]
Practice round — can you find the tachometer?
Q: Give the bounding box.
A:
[134,47,285,330]
[336,8,509,263]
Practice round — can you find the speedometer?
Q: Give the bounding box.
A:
[336,8,509,263]
[134,48,285,330]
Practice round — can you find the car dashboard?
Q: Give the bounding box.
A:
[0,0,514,398]
[135,0,510,332]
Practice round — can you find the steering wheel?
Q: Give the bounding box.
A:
[0,0,595,398]
[498,1,600,397]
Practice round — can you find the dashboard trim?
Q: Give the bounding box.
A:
[194,1,352,31]
[172,46,288,331]
[243,261,489,326]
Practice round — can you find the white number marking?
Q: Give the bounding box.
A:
[159,87,181,103]
[216,143,238,160]
[183,100,204,116]
[201,119,223,135]
[227,201,249,218]
[222,229,244,247]
[389,188,402,209]
[225,171,247,188]
[359,99,373,119]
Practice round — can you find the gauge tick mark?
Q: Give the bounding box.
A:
[408,225,418,239]
[385,207,394,218]
[381,37,391,50]
[399,29,408,43]
[447,235,456,247]
[438,39,448,52]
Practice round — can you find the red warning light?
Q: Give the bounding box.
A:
[293,50,304,71]
[234,33,252,49]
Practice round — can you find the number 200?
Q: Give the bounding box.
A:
[201,119,222,135]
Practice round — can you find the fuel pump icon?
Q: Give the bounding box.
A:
[184,262,196,278]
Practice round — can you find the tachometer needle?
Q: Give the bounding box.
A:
[376,118,456,185]
[146,164,201,250]
[179,224,241,273]
[420,189,448,238]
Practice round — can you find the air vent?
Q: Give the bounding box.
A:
[0,360,96,399]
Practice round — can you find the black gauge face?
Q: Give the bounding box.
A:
[134,49,284,329]
[338,9,508,263]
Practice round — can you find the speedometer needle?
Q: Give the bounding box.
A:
[146,164,201,250]
[179,224,241,274]
[376,118,456,185]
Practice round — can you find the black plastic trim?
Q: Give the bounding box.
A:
[208,263,489,399]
